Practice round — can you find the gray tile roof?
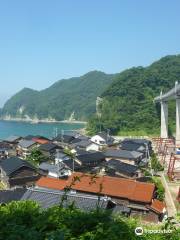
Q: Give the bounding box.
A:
[18,139,36,148]
[77,152,105,164]
[120,142,146,152]
[104,149,143,160]
[72,140,93,148]
[113,205,131,214]
[0,157,35,176]
[39,163,62,174]
[77,135,90,141]
[39,142,58,152]
[62,159,81,171]
[5,135,21,143]
[124,138,151,145]
[107,159,138,175]
[55,152,69,160]
[0,188,26,204]
[54,134,75,143]
[97,132,114,143]
[21,187,109,211]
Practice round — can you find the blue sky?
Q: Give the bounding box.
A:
[0,0,180,107]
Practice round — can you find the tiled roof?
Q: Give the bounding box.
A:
[5,135,21,143]
[75,149,89,156]
[148,199,166,214]
[77,135,90,141]
[21,187,108,210]
[39,143,58,152]
[0,157,35,176]
[39,163,59,173]
[112,205,131,214]
[77,152,105,163]
[104,149,143,160]
[97,132,114,142]
[54,134,75,143]
[72,140,93,148]
[18,139,36,148]
[0,188,26,203]
[123,138,151,145]
[62,159,81,171]
[32,138,49,144]
[121,142,146,152]
[24,135,50,141]
[107,159,138,175]
[0,142,11,150]
[36,173,155,203]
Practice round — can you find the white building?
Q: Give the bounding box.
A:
[91,132,114,146]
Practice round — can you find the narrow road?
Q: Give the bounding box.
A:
[160,172,177,217]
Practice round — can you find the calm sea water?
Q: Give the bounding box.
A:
[0,121,85,140]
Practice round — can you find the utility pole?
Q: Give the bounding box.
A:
[61,129,64,143]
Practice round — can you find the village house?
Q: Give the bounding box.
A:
[120,138,152,155]
[21,187,113,211]
[71,139,100,152]
[4,135,22,147]
[0,187,117,213]
[53,133,75,146]
[17,139,37,158]
[91,132,114,147]
[39,142,62,159]
[36,173,167,222]
[0,157,40,188]
[76,151,105,170]
[0,188,26,205]
[54,151,82,172]
[105,159,141,179]
[55,151,71,164]
[104,149,144,166]
[24,135,50,142]
[0,141,13,159]
[39,162,71,178]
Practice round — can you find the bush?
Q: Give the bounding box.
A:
[1,200,178,239]
[151,152,164,172]
[150,177,165,201]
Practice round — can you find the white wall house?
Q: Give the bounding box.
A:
[91,135,107,146]
[86,142,99,151]
[91,132,114,147]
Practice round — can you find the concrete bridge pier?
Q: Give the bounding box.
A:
[176,97,180,146]
[161,101,168,139]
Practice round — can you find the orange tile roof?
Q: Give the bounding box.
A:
[32,138,49,145]
[148,199,166,214]
[36,172,155,203]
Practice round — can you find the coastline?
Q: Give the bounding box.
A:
[0,117,87,125]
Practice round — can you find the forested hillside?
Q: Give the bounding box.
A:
[2,55,180,133]
[87,55,180,135]
[1,71,114,121]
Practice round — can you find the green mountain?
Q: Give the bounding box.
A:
[1,71,114,121]
[87,55,180,135]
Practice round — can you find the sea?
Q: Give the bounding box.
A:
[0,120,85,140]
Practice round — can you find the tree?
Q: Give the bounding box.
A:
[26,148,49,166]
